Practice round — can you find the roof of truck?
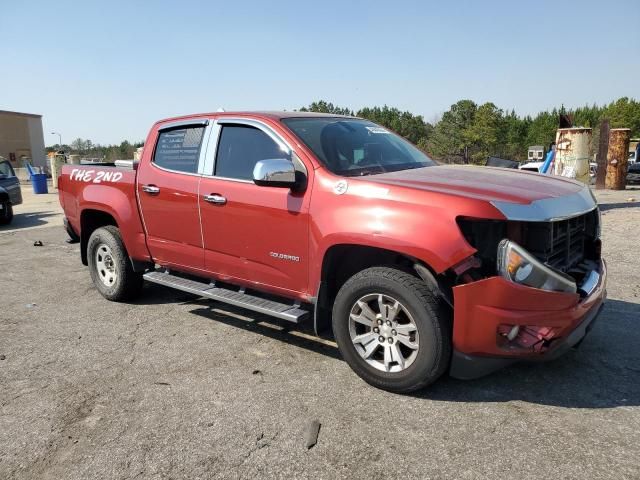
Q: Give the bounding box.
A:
[234,111,353,119]
[155,111,355,126]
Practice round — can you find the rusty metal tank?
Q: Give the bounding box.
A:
[554,127,592,184]
[605,128,631,190]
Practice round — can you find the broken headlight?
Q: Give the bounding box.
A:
[497,239,577,294]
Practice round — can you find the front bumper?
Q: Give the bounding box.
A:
[449,260,607,380]
[627,173,640,184]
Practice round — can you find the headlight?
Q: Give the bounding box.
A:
[497,239,577,294]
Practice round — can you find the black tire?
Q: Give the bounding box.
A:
[0,201,13,225]
[87,226,143,301]
[332,267,451,393]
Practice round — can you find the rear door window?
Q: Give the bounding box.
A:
[153,126,205,174]
[214,125,289,180]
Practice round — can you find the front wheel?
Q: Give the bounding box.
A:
[0,201,13,225]
[87,226,143,301]
[332,267,451,393]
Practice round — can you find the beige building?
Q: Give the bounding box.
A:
[0,109,46,169]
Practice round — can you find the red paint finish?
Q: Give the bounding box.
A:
[452,260,606,357]
[57,166,150,262]
[198,176,311,295]
[58,111,605,363]
[307,167,505,283]
[136,164,203,270]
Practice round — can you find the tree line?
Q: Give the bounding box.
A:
[46,139,144,161]
[47,97,640,165]
[299,97,640,164]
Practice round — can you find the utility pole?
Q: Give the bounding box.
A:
[51,132,62,149]
[595,121,608,189]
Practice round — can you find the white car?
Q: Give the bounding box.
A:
[519,161,544,173]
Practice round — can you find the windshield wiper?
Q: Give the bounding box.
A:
[340,167,384,177]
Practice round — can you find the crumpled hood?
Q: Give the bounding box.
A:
[364,165,584,205]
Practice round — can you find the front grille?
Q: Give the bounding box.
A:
[456,209,600,280]
[522,210,598,272]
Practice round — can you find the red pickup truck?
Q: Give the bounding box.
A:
[58,112,606,392]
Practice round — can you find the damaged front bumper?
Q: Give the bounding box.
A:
[449,260,607,380]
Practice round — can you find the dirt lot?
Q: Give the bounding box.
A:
[1,184,639,479]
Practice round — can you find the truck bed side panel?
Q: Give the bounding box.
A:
[59,165,151,262]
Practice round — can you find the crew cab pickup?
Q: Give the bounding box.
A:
[58,112,606,392]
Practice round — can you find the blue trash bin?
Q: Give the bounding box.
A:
[32,173,49,194]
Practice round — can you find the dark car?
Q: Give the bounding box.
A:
[0,160,22,225]
[627,162,640,184]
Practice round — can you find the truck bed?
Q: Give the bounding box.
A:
[58,163,151,264]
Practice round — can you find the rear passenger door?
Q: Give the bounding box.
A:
[137,120,210,271]
[198,119,310,296]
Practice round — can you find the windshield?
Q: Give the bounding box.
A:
[282,117,435,176]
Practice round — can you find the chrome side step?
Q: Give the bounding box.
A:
[143,270,309,323]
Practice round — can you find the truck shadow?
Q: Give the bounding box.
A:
[146,283,639,409]
[140,284,340,357]
[188,300,342,360]
[131,284,206,305]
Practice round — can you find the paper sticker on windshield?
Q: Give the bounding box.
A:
[365,126,390,134]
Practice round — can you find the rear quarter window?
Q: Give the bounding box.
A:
[153,127,205,174]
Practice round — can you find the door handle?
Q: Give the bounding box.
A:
[203,194,227,205]
[142,184,160,195]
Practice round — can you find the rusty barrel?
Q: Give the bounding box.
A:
[555,128,592,184]
[605,128,631,190]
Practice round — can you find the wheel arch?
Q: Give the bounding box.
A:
[80,209,118,265]
[314,243,442,335]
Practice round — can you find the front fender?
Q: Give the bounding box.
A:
[308,171,505,291]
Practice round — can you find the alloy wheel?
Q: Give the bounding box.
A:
[348,293,419,373]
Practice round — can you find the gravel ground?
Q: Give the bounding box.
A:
[1,185,639,479]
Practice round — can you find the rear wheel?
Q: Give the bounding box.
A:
[332,267,451,393]
[0,201,13,225]
[87,226,143,301]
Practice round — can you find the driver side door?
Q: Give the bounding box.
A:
[198,119,311,296]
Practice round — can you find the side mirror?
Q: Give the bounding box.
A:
[253,159,297,188]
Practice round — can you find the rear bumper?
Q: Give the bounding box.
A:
[627,173,640,183]
[449,259,607,380]
[63,217,80,242]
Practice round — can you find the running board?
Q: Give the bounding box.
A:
[143,271,309,323]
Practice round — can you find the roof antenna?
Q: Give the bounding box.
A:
[217,107,226,112]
